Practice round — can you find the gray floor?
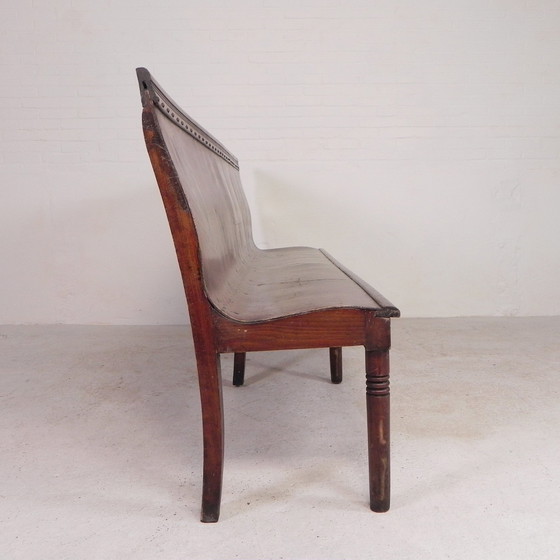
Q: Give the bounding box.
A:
[1,318,559,559]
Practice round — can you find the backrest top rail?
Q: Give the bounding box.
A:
[139,68,239,170]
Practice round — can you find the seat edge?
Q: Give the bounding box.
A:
[320,249,400,318]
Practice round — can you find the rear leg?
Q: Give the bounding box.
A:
[233,352,246,387]
[329,347,342,384]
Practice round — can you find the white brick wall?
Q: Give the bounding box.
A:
[1,1,559,322]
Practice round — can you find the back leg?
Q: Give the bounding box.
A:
[233,352,246,386]
[195,350,224,522]
[329,347,343,384]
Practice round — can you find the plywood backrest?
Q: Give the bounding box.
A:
[138,68,256,311]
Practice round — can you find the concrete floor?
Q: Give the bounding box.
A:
[1,317,559,559]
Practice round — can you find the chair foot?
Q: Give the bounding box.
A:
[365,349,390,512]
[233,352,246,386]
[201,507,220,523]
[201,469,222,522]
[329,347,343,384]
[370,500,390,513]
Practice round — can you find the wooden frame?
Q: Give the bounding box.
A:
[137,68,400,522]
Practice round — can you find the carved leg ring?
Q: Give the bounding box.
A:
[365,349,390,512]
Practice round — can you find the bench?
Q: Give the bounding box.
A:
[137,67,400,522]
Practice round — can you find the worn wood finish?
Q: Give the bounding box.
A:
[137,67,400,522]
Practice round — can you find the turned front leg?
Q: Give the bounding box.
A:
[365,349,390,512]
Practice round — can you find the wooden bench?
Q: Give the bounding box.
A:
[137,67,400,522]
